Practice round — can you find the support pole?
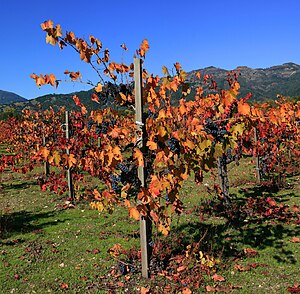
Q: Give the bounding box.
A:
[42,135,50,177]
[253,127,261,184]
[134,58,152,279]
[65,111,75,201]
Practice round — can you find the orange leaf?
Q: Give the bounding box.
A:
[174,62,181,71]
[129,207,140,220]
[182,287,192,294]
[40,20,54,30]
[238,101,251,115]
[139,39,150,57]
[62,154,77,168]
[93,189,102,200]
[39,146,50,160]
[134,148,144,167]
[146,140,157,151]
[141,287,150,294]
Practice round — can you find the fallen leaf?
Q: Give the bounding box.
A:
[177,265,186,272]
[244,248,258,257]
[212,273,225,282]
[182,287,192,294]
[290,237,300,243]
[60,282,69,289]
[206,285,215,292]
[141,287,150,294]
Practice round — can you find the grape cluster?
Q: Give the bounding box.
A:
[94,120,115,137]
[166,137,180,154]
[101,121,109,134]
[146,110,158,120]
[104,82,134,106]
[118,261,135,275]
[87,120,94,131]
[204,119,228,143]
[116,163,129,173]
[110,174,121,193]
[109,162,141,197]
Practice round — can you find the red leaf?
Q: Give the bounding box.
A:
[73,95,82,107]
[92,93,100,104]
[212,273,225,282]
[177,265,186,272]
[266,197,276,207]
[234,265,249,271]
[60,282,69,289]
[288,287,300,293]
[244,248,258,257]
[290,237,300,243]
[206,285,216,292]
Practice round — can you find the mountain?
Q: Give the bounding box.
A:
[1,63,300,115]
[0,90,27,104]
[187,62,300,101]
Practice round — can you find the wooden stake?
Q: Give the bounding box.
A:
[42,135,50,177]
[65,111,75,201]
[253,127,261,184]
[134,58,152,279]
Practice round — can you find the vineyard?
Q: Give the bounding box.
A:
[0,20,300,293]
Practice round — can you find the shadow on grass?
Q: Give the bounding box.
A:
[0,210,68,242]
[238,184,299,203]
[174,218,299,264]
[173,184,300,265]
[1,180,38,191]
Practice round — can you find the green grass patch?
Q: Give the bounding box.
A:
[0,157,299,293]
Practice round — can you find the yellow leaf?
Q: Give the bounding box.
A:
[157,126,167,137]
[158,223,170,236]
[162,66,170,76]
[95,83,103,93]
[231,123,245,137]
[200,139,211,150]
[51,150,61,165]
[183,139,195,150]
[179,70,187,81]
[46,34,57,46]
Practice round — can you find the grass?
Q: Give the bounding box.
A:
[0,156,299,293]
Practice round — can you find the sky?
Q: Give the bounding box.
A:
[0,0,300,99]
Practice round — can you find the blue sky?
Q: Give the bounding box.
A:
[0,0,299,99]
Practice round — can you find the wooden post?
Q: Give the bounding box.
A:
[253,127,261,184]
[65,111,75,201]
[134,58,152,279]
[97,122,101,148]
[217,154,230,205]
[42,135,50,177]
